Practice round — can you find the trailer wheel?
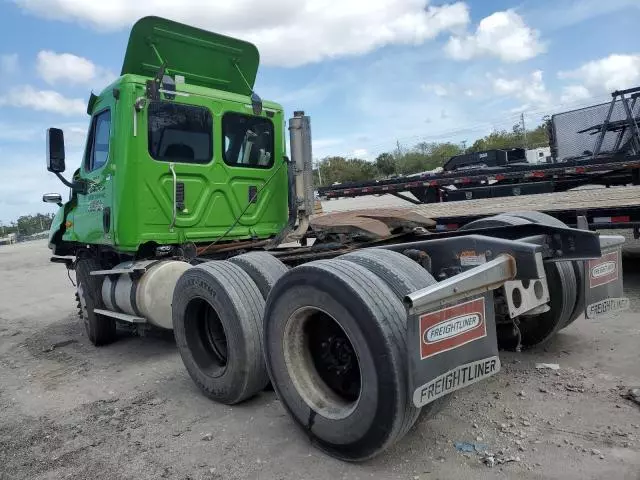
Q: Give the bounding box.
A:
[460,214,578,347]
[339,249,451,419]
[172,261,269,404]
[229,252,289,299]
[507,211,585,330]
[76,258,116,346]
[264,259,418,461]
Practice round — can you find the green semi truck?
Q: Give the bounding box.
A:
[43,17,629,461]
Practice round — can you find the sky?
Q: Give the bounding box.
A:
[0,0,639,223]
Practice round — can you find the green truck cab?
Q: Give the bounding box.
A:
[46,16,289,257]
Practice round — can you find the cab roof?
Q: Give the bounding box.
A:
[121,16,260,96]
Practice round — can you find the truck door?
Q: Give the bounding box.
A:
[73,99,115,245]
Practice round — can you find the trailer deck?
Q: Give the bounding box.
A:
[317,154,640,202]
[316,186,640,233]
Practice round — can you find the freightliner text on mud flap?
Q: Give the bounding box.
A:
[407,292,501,408]
[584,247,630,319]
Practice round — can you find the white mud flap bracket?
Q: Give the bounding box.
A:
[404,255,516,408]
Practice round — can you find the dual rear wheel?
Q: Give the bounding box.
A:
[172,249,441,461]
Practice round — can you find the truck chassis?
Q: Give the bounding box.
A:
[54,214,627,461]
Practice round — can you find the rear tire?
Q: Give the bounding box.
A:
[172,261,269,404]
[507,211,585,330]
[264,259,418,461]
[340,249,436,300]
[340,248,450,420]
[76,258,116,346]
[458,214,532,230]
[518,261,577,347]
[229,252,288,392]
[460,214,579,348]
[229,252,289,299]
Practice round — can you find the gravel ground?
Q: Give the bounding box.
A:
[1,240,639,480]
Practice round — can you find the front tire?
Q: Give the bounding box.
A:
[76,258,116,346]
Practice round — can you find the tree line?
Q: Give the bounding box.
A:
[314,121,550,186]
[0,213,55,238]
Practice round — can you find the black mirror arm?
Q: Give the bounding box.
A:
[54,172,88,194]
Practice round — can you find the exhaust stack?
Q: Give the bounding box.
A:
[286,111,314,240]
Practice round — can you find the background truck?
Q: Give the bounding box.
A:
[43,17,629,461]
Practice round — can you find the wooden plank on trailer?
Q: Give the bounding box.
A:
[319,186,640,221]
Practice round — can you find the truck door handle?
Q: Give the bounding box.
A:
[169,163,177,231]
[103,207,111,233]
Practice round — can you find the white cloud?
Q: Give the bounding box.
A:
[560,85,592,104]
[351,148,368,158]
[36,50,116,90]
[1,53,19,74]
[558,54,640,93]
[37,51,95,84]
[0,85,85,116]
[421,83,449,96]
[445,10,545,62]
[15,0,470,67]
[489,70,552,110]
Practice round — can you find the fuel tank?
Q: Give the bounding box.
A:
[101,260,191,329]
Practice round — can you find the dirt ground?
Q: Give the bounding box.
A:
[1,240,639,480]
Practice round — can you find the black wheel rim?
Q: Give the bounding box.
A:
[282,307,362,420]
[306,312,361,402]
[184,298,228,377]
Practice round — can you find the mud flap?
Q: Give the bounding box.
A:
[407,292,500,408]
[584,247,630,318]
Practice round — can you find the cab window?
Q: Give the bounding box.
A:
[84,109,111,172]
[148,101,213,164]
[222,113,274,168]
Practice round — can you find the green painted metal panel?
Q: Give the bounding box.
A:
[122,16,259,96]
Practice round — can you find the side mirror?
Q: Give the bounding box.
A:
[43,193,63,206]
[46,128,66,173]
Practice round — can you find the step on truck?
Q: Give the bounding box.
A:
[43,17,630,461]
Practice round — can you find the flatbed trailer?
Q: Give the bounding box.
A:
[317,154,640,203]
[316,186,640,235]
[319,87,640,204]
